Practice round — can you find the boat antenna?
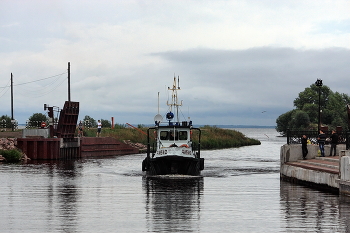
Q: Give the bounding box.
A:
[157,92,160,114]
[167,75,182,123]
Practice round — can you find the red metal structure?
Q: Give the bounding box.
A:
[17,101,139,160]
[56,101,79,139]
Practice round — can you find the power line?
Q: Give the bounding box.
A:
[0,71,68,100]
[14,72,67,86]
[0,78,11,89]
[0,86,10,99]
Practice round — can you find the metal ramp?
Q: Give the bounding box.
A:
[55,101,79,139]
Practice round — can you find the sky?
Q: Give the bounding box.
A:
[1,0,350,127]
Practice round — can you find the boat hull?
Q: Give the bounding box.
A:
[143,156,204,176]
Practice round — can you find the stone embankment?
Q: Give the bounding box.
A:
[0,138,30,162]
[123,140,147,152]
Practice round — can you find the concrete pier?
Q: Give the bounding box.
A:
[280,143,349,194]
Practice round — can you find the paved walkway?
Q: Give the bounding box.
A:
[286,156,339,174]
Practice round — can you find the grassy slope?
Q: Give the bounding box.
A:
[83,125,260,150]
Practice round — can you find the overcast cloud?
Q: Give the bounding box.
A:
[1,0,350,126]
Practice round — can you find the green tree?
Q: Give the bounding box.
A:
[276,110,295,134]
[0,115,11,128]
[101,119,111,128]
[83,115,96,128]
[276,83,350,135]
[326,92,348,126]
[28,113,48,127]
[288,110,310,130]
[301,103,318,123]
[294,84,332,109]
[293,84,331,120]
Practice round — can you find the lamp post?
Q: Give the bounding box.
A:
[315,79,323,132]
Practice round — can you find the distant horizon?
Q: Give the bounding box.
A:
[16,123,276,129]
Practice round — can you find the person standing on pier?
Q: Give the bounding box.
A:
[96,120,102,137]
[78,120,84,137]
[301,135,308,160]
[317,130,326,157]
[329,130,338,156]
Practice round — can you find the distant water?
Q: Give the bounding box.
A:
[1,128,350,232]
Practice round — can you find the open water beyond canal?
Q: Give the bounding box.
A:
[1,128,350,232]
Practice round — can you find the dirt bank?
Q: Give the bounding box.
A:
[0,130,22,138]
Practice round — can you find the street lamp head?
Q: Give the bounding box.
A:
[315,79,323,87]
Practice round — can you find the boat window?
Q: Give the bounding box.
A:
[160,131,168,140]
[160,130,187,141]
[179,131,187,140]
[169,131,178,140]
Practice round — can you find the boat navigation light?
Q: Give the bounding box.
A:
[166,112,174,120]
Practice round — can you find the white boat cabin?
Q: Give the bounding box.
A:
[157,127,191,148]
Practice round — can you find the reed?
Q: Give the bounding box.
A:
[196,125,261,149]
[0,149,23,162]
[80,125,260,150]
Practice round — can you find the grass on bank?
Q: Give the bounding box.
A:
[198,125,260,149]
[0,149,23,162]
[82,125,260,150]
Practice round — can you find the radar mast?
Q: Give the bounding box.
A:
[167,75,183,123]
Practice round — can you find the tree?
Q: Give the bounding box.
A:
[28,113,48,126]
[83,115,96,128]
[276,110,295,134]
[294,84,331,109]
[276,83,350,135]
[301,103,318,123]
[289,110,310,130]
[0,115,11,129]
[101,119,111,128]
[293,84,332,121]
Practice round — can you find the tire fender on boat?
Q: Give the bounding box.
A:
[199,158,204,170]
[180,144,189,148]
[142,159,148,171]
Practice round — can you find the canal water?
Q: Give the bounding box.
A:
[1,128,350,232]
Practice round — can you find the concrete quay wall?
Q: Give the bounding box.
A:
[339,152,350,195]
[280,143,346,165]
[281,164,339,189]
[280,143,350,196]
[280,143,346,192]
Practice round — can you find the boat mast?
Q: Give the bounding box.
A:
[167,75,182,123]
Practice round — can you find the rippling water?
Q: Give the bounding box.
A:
[1,128,350,232]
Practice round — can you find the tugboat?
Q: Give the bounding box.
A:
[142,76,204,177]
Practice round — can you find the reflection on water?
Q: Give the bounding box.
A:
[0,160,83,233]
[143,177,203,232]
[56,161,79,233]
[3,128,350,232]
[280,180,350,232]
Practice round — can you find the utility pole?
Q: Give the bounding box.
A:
[11,73,14,131]
[68,62,71,102]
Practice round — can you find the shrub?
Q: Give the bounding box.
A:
[0,149,23,162]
